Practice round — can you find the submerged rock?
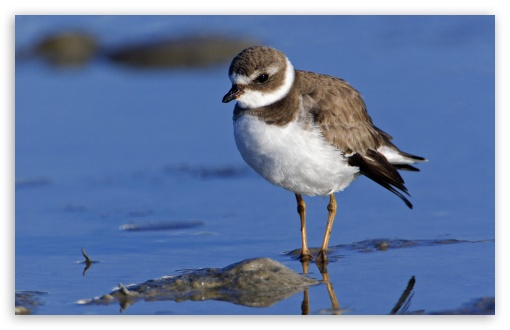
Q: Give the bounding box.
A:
[285,238,491,258]
[427,297,495,315]
[17,31,255,70]
[163,163,251,179]
[15,291,47,315]
[105,35,255,69]
[341,238,470,252]
[78,258,318,311]
[15,177,53,188]
[119,220,204,232]
[22,31,99,67]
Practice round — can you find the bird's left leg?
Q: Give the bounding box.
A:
[316,194,337,265]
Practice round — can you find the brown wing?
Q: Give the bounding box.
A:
[296,70,391,153]
[295,70,413,208]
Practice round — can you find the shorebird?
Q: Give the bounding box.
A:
[222,46,426,265]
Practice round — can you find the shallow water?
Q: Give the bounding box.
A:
[15,15,495,315]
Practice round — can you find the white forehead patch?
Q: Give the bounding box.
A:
[230,58,295,109]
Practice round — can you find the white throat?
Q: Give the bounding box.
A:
[232,58,295,109]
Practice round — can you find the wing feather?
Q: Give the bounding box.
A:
[294,70,420,207]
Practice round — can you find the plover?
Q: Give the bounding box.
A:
[222,46,426,265]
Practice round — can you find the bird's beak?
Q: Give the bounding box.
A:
[222,84,242,103]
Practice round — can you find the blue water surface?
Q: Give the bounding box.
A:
[15,15,494,315]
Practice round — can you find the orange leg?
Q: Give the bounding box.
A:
[316,194,337,265]
[322,269,341,314]
[295,194,313,262]
[301,288,310,315]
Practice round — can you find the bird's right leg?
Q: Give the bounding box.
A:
[295,193,313,263]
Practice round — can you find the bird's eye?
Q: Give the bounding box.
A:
[255,73,269,84]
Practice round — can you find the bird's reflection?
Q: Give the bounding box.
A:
[299,258,416,315]
[300,259,342,315]
[79,248,99,276]
[389,275,416,315]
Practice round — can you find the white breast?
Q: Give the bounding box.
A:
[233,114,359,196]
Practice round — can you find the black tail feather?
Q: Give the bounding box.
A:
[394,164,420,172]
[348,150,414,209]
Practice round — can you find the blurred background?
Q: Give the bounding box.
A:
[15,15,494,315]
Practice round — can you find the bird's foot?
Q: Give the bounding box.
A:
[299,252,314,263]
[315,250,329,273]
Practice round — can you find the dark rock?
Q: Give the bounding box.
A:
[31,31,99,67]
[15,291,47,315]
[105,35,255,69]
